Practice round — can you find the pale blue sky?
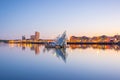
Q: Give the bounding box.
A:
[0,0,120,39]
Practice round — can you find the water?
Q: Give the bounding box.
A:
[1,43,120,80]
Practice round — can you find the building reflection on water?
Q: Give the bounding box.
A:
[43,47,67,62]
[8,43,41,54]
[30,44,40,54]
[8,43,120,52]
[69,44,120,51]
[8,43,120,62]
[8,43,68,62]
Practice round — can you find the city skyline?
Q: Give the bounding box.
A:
[1,0,120,39]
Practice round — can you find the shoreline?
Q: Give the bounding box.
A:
[0,40,120,45]
[67,42,119,45]
[3,42,120,45]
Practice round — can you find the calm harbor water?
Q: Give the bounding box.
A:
[1,43,120,80]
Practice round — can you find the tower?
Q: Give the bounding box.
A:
[35,31,40,40]
[22,35,26,40]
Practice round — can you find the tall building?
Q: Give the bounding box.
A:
[30,31,40,40]
[22,36,26,40]
[30,35,35,40]
[35,31,40,40]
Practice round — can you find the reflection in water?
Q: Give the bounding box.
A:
[9,43,41,54]
[30,44,40,54]
[8,43,120,52]
[4,43,120,80]
[43,47,67,62]
[8,43,120,62]
[69,44,120,51]
[8,43,67,62]
[55,48,67,62]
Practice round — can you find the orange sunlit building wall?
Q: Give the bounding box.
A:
[70,36,81,42]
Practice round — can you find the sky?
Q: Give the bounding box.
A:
[0,0,120,39]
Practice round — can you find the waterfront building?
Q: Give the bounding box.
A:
[30,31,40,40]
[30,35,35,40]
[113,35,120,42]
[35,32,40,40]
[22,36,26,40]
[81,36,90,42]
[70,36,81,42]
